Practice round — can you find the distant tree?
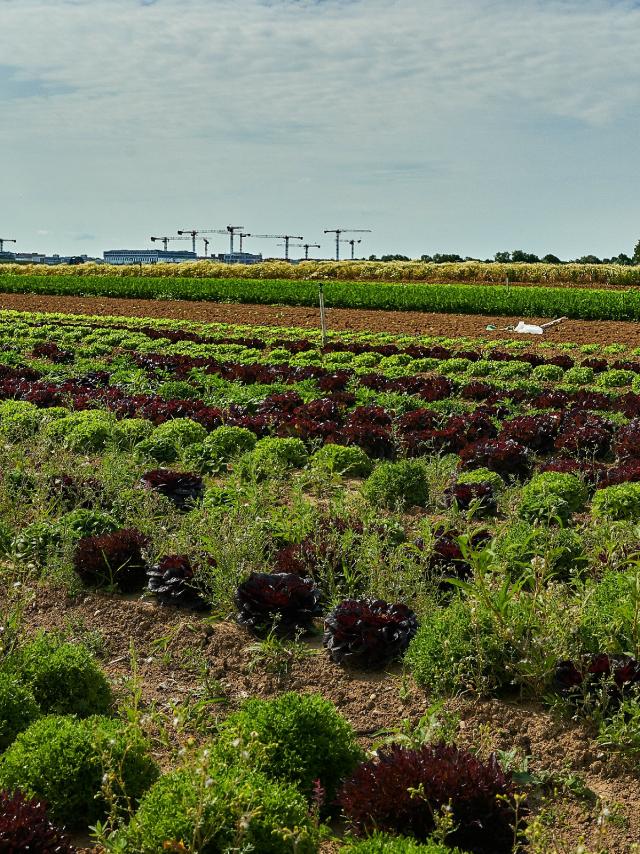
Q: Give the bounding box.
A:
[542,254,562,264]
[380,254,410,261]
[420,255,433,262]
[574,255,602,264]
[511,250,540,263]
[368,255,378,261]
[611,253,634,266]
[432,253,463,263]
[494,251,511,263]
[634,240,640,264]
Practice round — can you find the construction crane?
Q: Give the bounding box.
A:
[253,234,304,261]
[339,238,362,260]
[238,233,251,253]
[276,242,320,261]
[204,226,245,255]
[323,228,371,261]
[177,229,221,254]
[0,238,16,253]
[150,236,191,252]
[203,238,210,257]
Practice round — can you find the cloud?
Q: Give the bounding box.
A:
[1,0,639,257]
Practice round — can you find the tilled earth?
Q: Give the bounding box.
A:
[20,586,640,854]
[1,291,640,347]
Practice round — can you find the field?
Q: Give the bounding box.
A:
[2,284,640,853]
[7,272,640,325]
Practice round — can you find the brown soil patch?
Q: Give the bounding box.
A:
[1,291,639,347]
[20,585,640,853]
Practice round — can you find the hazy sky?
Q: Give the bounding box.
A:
[1,0,639,260]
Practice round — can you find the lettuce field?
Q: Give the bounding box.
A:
[1,307,640,851]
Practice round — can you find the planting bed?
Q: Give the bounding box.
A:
[3,309,640,851]
[2,291,640,346]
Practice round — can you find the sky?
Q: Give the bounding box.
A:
[1,0,639,260]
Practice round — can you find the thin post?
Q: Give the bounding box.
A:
[319,283,327,347]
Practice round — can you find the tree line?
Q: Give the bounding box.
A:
[369,241,640,265]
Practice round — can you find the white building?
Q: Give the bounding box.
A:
[103,249,197,265]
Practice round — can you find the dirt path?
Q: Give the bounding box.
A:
[1,291,640,347]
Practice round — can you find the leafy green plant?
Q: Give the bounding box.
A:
[0,672,41,750]
[10,633,113,717]
[215,692,363,802]
[0,715,158,828]
[341,833,464,853]
[592,483,640,521]
[518,472,588,525]
[311,444,373,477]
[237,438,309,481]
[362,460,428,509]
[121,761,317,854]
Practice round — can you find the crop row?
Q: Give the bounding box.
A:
[3,273,640,321]
[4,258,640,284]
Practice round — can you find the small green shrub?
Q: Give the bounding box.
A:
[578,569,640,654]
[138,418,207,463]
[157,380,199,400]
[493,520,587,579]
[405,598,503,696]
[438,358,471,376]
[11,634,112,717]
[216,692,363,802]
[124,763,317,854]
[493,360,531,379]
[44,411,115,453]
[311,444,373,477]
[0,673,40,750]
[518,472,588,525]
[237,438,309,481]
[592,483,640,521]
[531,364,564,382]
[342,833,465,854]
[195,425,258,471]
[362,460,428,509]
[564,367,594,385]
[0,401,42,437]
[111,418,154,449]
[456,467,504,493]
[596,369,636,388]
[0,715,158,828]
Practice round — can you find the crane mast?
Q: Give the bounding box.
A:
[323,228,371,261]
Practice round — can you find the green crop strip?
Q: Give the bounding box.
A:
[0,274,638,322]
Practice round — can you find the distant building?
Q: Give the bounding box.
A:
[212,252,263,264]
[15,253,47,264]
[0,252,16,262]
[103,249,197,265]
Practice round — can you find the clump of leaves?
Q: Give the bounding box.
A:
[555,654,640,713]
[73,528,149,592]
[0,790,76,853]
[0,673,41,750]
[324,599,418,669]
[147,554,209,611]
[235,572,321,634]
[338,742,524,854]
[9,633,112,717]
[216,692,363,804]
[139,469,204,510]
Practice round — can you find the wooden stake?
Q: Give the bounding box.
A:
[319,283,327,347]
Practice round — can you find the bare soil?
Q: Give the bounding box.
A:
[20,585,640,854]
[1,291,639,348]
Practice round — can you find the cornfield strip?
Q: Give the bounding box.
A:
[2,259,640,285]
